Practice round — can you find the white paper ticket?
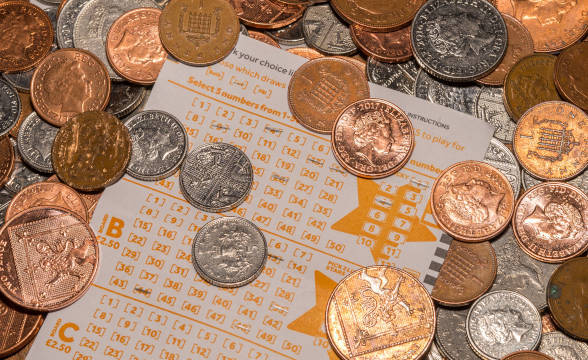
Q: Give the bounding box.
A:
[27,36,493,360]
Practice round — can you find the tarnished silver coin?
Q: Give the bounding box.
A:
[414,69,480,115]
[17,112,58,173]
[476,87,516,143]
[366,57,419,95]
[426,342,446,360]
[539,332,588,360]
[521,169,587,194]
[490,228,557,311]
[484,138,521,199]
[411,0,507,82]
[5,140,48,194]
[105,83,146,119]
[302,4,356,56]
[57,0,93,49]
[0,189,13,227]
[0,78,21,137]
[436,307,482,360]
[267,18,305,46]
[467,290,542,360]
[125,110,188,181]
[192,217,267,288]
[180,143,253,213]
[73,0,159,80]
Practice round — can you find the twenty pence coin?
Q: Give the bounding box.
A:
[0,297,43,358]
[554,42,588,111]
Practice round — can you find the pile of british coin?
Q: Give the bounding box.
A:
[0,0,586,359]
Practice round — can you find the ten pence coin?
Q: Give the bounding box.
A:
[332,99,414,178]
[350,25,412,63]
[30,49,111,127]
[0,136,15,188]
[501,351,553,360]
[0,297,43,358]
[554,42,588,111]
[227,0,304,30]
[0,207,99,311]
[159,0,239,66]
[326,266,435,360]
[431,161,515,242]
[330,0,425,32]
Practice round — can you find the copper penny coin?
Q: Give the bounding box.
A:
[48,174,103,220]
[227,0,305,30]
[106,8,166,85]
[52,111,132,191]
[5,181,88,222]
[326,266,435,360]
[477,15,534,87]
[0,296,43,358]
[9,92,33,139]
[513,101,588,181]
[0,135,15,188]
[431,161,515,242]
[248,31,281,48]
[494,0,588,53]
[331,0,425,32]
[513,182,588,264]
[30,48,111,127]
[432,240,497,307]
[547,257,588,341]
[503,54,561,121]
[288,57,369,134]
[0,207,99,311]
[541,313,557,334]
[333,55,367,81]
[501,351,554,360]
[350,25,412,63]
[332,99,414,178]
[159,0,239,66]
[554,42,588,111]
[0,2,54,73]
[286,47,324,60]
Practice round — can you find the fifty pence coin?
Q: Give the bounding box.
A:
[467,290,542,360]
[539,331,588,360]
[125,110,188,181]
[435,307,483,360]
[411,0,507,82]
[17,112,58,173]
[302,4,357,56]
[192,217,267,288]
[0,296,43,358]
[414,70,480,115]
[484,138,521,199]
[521,169,587,194]
[476,87,517,144]
[0,78,21,137]
[180,143,253,213]
[366,57,419,95]
[105,82,146,119]
[266,17,305,46]
[56,0,92,49]
[0,135,15,188]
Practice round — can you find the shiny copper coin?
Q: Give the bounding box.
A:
[0,207,99,311]
[477,15,534,86]
[331,0,425,32]
[0,2,53,73]
[554,42,588,111]
[431,161,515,242]
[5,182,88,222]
[494,0,588,53]
[52,111,131,192]
[350,25,412,63]
[106,8,165,85]
[159,0,239,66]
[326,266,435,360]
[432,240,497,307]
[248,31,281,48]
[286,47,324,60]
[9,92,32,139]
[501,351,554,360]
[332,99,414,179]
[541,313,557,333]
[0,296,43,358]
[227,0,304,30]
[0,135,14,188]
[513,101,588,181]
[30,49,111,127]
[503,54,561,121]
[547,257,588,340]
[513,182,588,263]
[333,55,367,81]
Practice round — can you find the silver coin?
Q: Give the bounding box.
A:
[2,68,35,93]
[414,69,480,115]
[267,18,305,46]
[0,78,21,137]
[38,0,61,4]
[105,83,147,119]
[539,332,588,360]
[426,342,446,360]
[476,87,516,143]
[17,112,58,173]
[302,4,357,56]
[125,110,188,181]
[5,140,48,194]
[0,189,13,228]
[436,307,482,360]
[521,169,587,194]
[366,57,419,95]
[484,138,521,199]
[192,217,267,288]
[490,227,557,311]
[56,0,93,49]
[467,290,542,360]
[73,0,158,81]
[180,143,253,213]
[411,0,507,82]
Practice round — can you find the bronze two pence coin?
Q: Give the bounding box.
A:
[0,296,43,358]
[350,25,413,63]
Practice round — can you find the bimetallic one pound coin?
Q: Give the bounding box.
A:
[351,25,412,63]
[0,135,15,188]
[0,78,21,137]
[331,0,424,32]
[539,331,588,359]
[326,266,435,360]
[0,207,99,311]
[547,258,588,341]
[180,143,253,213]
[0,297,43,358]
[227,0,304,30]
[17,112,58,173]
[332,99,414,178]
[431,161,515,242]
[501,351,554,360]
[554,42,588,111]
[192,217,267,288]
